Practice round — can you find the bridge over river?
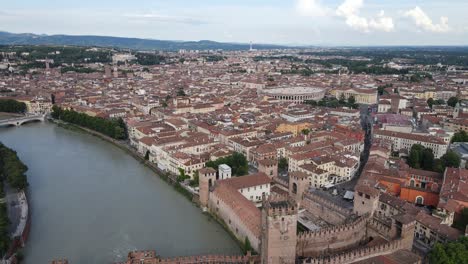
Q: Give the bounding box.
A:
[0,114,45,127]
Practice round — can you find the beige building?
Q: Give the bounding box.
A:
[374,129,449,158]
[331,87,378,104]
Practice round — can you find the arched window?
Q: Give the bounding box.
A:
[292,183,298,194]
[410,179,415,187]
[415,196,424,205]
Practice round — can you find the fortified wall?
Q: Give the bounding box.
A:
[296,214,369,257]
[151,254,258,263]
[301,192,352,225]
[208,187,261,251]
[118,250,259,264]
[302,238,406,264]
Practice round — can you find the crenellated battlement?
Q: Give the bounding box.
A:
[120,251,258,264]
[303,192,352,217]
[156,254,256,263]
[368,217,394,239]
[302,239,405,264]
[263,194,298,217]
[273,176,288,188]
[297,214,370,241]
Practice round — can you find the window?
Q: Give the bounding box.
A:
[292,183,298,194]
[416,196,424,205]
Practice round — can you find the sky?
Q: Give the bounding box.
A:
[1,0,468,46]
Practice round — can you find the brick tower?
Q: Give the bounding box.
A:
[288,171,308,203]
[353,184,380,217]
[261,195,298,264]
[198,167,217,209]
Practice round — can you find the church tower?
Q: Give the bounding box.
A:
[261,195,298,264]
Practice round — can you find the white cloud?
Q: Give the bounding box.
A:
[296,0,330,17]
[404,6,450,33]
[336,0,394,33]
[369,11,394,32]
[336,0,363,18]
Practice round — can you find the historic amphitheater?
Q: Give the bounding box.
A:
[262,87,326,103]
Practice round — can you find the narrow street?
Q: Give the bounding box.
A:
[334,105,373,190]
[309,105,374,206]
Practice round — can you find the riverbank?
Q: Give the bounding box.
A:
[52,120,196,201]
[51,119,250,252]
[1,122,242,262]
[0,142,30,263]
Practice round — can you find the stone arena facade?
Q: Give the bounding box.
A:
[262,87,326,103]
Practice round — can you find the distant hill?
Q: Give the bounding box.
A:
[0,31,290,51]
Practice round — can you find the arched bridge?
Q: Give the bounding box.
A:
[0,114,46,127]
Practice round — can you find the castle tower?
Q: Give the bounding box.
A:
[288,171,308,203]
[261,195,298,264]
[198,167,217,209]
[258,159,278,179]
[391,214,416,250]
[353,184,380,217]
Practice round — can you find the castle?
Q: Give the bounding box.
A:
[110,163,423,264]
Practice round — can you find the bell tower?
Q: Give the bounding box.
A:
[261,195,298,264]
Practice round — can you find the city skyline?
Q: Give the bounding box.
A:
[1,0,468,46]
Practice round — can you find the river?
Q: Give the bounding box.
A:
[0,122,240,263]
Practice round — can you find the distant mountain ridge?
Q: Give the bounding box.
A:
[0,31,290,51]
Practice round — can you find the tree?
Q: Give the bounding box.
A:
[278,157,288,171]
[441,150,461,168]
[0,99,27,113]
[338,94,346,105]
[144,150,150,161]
[189,170,199,187]
[176,88,186,97]
[51,106,128,140]
[428,236,468,264]
[453,208,468,232]
[177,168,188,182]
[304,100,317,106]
[0,143,29,190]
[205,152,249,176]
[427,98,435,108]
[433,159,445,173]
[451,130,468,143]
[422,148,435,171]
[408,144,424,169]
[301,129,310,136]
[447,97,459,107]
[348,95,356,106]
[243,237,253,254]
